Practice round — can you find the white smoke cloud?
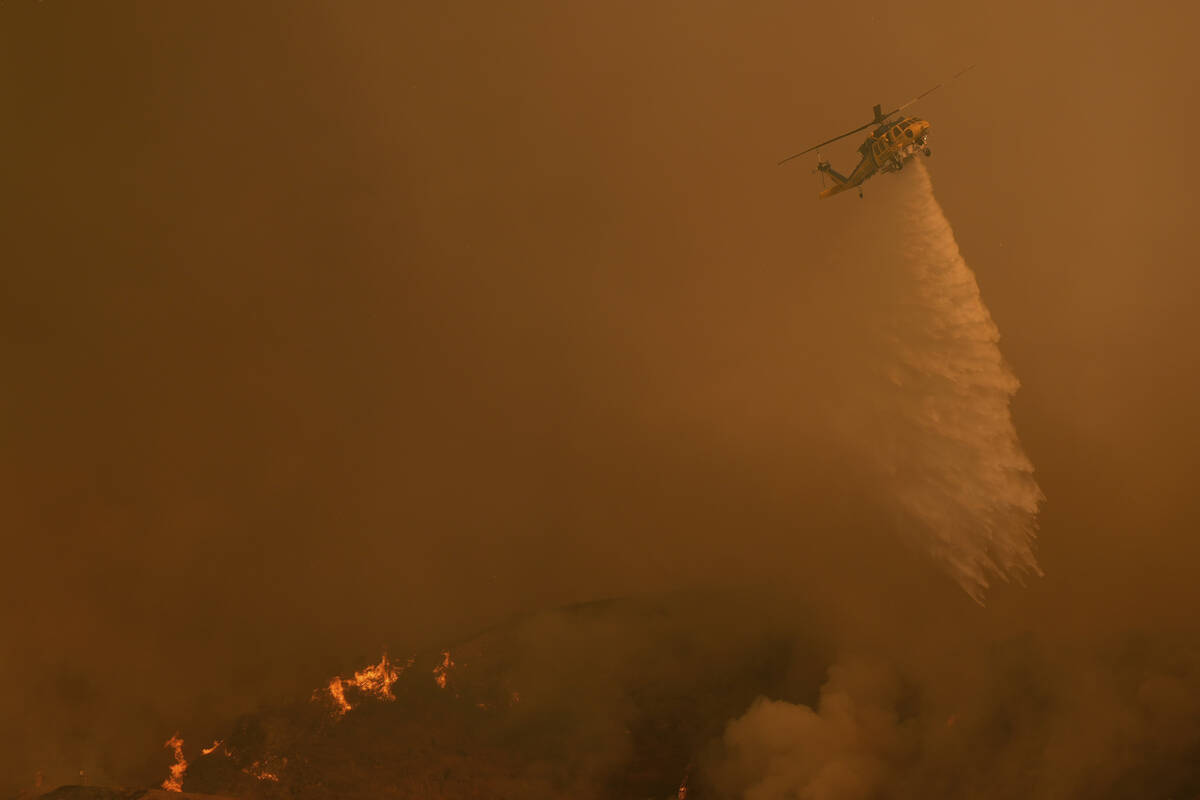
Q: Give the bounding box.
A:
[713,660,911,800]
[823,161,1043,601]
[709,638,1200,800]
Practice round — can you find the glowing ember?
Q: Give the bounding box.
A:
[316,653,411,718]
[161,733,187,792]
[200,739,223,756]
[433,650,455,689]
[243,756,286,782]
[510,690,521,705]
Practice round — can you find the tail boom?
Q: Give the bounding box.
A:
[816,161,852,198]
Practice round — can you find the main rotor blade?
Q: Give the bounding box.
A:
[777,65,974,167]
[777,120,874,166]
[894,63,975,113]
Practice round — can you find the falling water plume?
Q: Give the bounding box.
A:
[828,161,1043,601]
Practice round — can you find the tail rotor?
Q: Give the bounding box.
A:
[811,150,829,189]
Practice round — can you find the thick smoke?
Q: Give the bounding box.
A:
[709,637,1200,800]
[712,660,911,800]
[823,161,1043,600]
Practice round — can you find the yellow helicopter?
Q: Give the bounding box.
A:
[779,66,973,199]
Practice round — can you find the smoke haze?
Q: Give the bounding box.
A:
[2,1,1200,797]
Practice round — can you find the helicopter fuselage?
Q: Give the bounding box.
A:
[780,66,973,197]
[818,115,931,198]
[867,115,931,172]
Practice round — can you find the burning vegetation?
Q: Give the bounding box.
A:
[316,652,414,718]
[132,598,791,800]
[433,650,455,690]
[160,733,187,792]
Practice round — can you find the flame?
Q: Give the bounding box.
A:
[510,690,521,705]
[161,733,187,792]
[678,773,688,800]
[200,739,223,756]
[433,650,455,689]
[326,676,353,717]
[351,654,403,697]
[316,653,412,718]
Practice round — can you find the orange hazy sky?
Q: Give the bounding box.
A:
[2,1,1199,792]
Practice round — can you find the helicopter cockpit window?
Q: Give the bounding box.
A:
[905,128,914,137]
[893,127,902,137]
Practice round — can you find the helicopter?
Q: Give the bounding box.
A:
[778,66,973,199]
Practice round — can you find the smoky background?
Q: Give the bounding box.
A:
[2,1,1199,794]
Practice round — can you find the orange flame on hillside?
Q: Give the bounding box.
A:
[327,676,353,717]
[161,733,187,792]
[200,739,223,756]
[678,761,693,800]
[433,650,455,689]
[317,653,413,718]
